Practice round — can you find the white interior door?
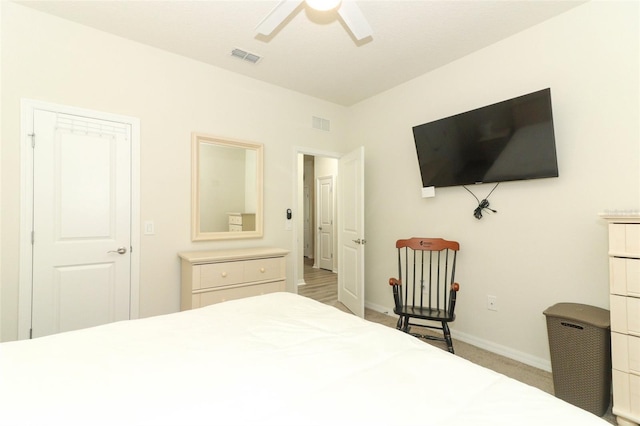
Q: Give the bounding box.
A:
[317,176,334,271]
[338,147,365,317]
[30,109,133,338]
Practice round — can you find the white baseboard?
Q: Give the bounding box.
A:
[452,329,551,372]
[364,301,552,372]
[365,300,395,316]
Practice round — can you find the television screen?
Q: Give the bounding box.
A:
[412,88,559,188]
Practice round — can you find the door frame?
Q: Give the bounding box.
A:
[303,184,313,259]
[18,99,141,340]
[293,147,342,289]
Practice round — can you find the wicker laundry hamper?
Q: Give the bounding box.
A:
[543,303,611,416]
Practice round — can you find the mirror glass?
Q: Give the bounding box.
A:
[191,133,263,240]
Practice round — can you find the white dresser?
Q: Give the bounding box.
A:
[179,247,288,311]
[227,213,256,232]
[603,215,640,426]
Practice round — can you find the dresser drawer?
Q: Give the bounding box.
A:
[244,258,284,283]
[611,295,640,336]
[612,332,640,375]
[179,247,289,311]
[198,262,244,289]
[229,224,243,232]
[195,281,285,307]
[610,224,640,256]
[612,369,640,421]
[228,214,243,225]
[611,257,640,297]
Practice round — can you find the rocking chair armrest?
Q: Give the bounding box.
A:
[451,282,460,291]
[389,278,402,311]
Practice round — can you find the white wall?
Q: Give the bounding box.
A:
[1,1,638,371]
[348,0,639,369]
[0,2,348,341]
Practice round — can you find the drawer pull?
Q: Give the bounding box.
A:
[260,267,266,273]
[221,272,228,278]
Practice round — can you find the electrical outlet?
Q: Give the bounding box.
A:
[487,295,498,311]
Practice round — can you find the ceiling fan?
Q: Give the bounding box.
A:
[255,0,373,41]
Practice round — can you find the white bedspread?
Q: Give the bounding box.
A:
[0,292,609,425]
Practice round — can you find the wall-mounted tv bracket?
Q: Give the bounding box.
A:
[463,183,499,220]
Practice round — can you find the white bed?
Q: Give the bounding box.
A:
[0,292,610,426]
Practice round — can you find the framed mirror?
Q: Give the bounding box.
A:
[191,133,263,241]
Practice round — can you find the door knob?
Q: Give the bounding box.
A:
[108,247,127,255]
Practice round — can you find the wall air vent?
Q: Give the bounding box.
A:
[312,116,330,132]
[231,48,262,64]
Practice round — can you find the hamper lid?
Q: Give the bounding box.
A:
[543,303,610,328]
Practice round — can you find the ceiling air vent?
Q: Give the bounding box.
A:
[231,48,262,64]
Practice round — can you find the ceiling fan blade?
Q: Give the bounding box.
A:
[255,0,303,36]
[337,1,373,41]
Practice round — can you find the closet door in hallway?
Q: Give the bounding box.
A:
[318,175,334,271]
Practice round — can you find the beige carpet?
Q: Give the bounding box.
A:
[300,261,615,424]
[333,301,617,425]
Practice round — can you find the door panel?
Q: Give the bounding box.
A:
[59,132,112,238]
[31,109,132,338]
[341,245,359,294]
[338,147,365,317]
[54,263,117,332]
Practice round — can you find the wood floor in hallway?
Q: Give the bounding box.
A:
[297,257,337,305]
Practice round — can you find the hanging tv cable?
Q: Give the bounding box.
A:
[463,183,499,220]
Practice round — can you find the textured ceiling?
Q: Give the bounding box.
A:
[17,0,586,106]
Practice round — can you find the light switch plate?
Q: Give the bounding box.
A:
[144,220,155,235]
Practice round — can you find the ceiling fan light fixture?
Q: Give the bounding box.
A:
[256,0,372,41]
[305,0,341,12]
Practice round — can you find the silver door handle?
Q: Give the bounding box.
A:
[108,247,127,255]
[352,239,367,245]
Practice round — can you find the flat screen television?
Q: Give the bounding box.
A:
[412,88,559,188]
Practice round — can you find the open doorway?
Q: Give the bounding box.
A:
[298,154,339,305]
[293,146,365,317]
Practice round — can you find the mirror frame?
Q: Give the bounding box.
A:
[191,133,264,241]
